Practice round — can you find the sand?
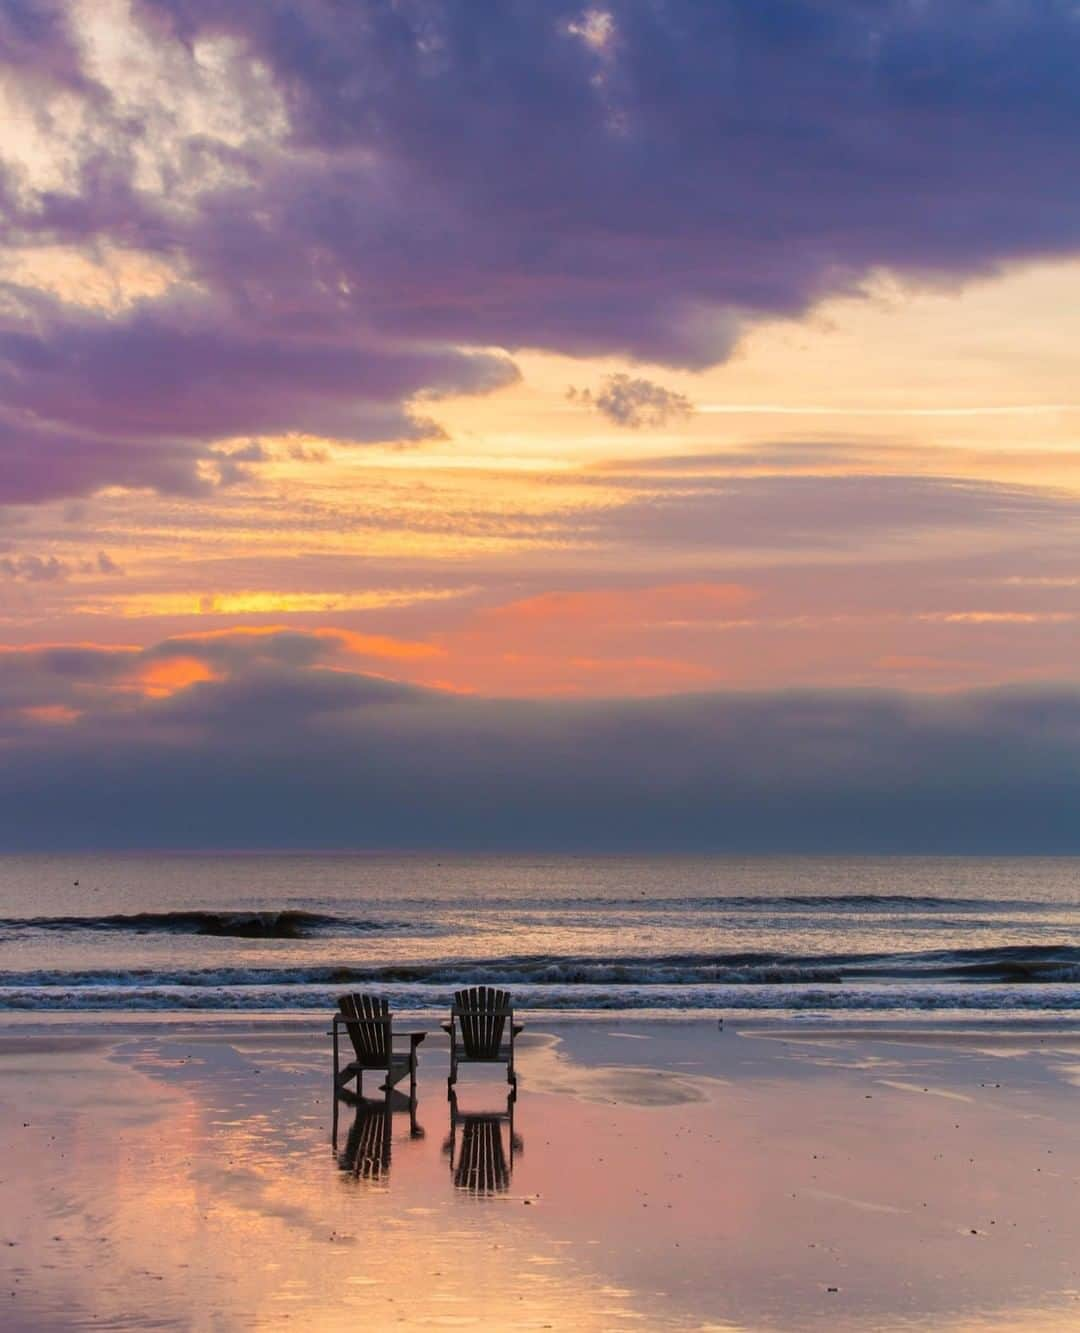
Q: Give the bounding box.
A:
[0,1016,1078,1331]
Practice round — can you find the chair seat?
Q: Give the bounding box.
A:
[455,1044,515,1063]
[340,1051,412,1075]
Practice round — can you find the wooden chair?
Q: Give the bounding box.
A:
[444,1090,522,1195]
[442,986,523,1092]
[332,993,425,1097]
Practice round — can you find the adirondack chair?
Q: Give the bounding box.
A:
[332,993,425,1097]
[442,986,523,1091]
[444,1090,522,1195]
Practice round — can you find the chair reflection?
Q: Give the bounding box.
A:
[334,1087,424,1183]
[443,1090,523,1196]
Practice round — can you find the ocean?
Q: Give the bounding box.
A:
[0,853,1077,1019]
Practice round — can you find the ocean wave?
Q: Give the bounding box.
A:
[1,981,1079,1013]
[2,944,1078,990]
[0,896,1072,944]
[0,909,391,939]
[460,892,1077,914]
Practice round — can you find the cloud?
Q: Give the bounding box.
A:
[1,631,1079,850]
[423,581,754,694]
[593,442,879,475]
[0,551,69,581]
[570,374,693,428]
[0,293,518,504]
[468,582,753,629]
[0,409,212,504]
[5,3,1080,502]
[578,474,1080,552]
[0,546,118,583]
[0,626,435,717]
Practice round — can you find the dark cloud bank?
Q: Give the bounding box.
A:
[6,1,1080,500]
[2,632,1078,852]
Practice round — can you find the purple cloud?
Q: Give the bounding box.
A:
[0,551,68,581]
[128,0,1080,357]
[578,474,1080,552]
[5,2,1080,503]
[0,292,517,503]
[570,374,693,428]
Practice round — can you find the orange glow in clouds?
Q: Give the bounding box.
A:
[407,582,759,696]
[471,582,755,629]
[137,658,219,697]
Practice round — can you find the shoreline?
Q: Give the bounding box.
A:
[2,1013,1077,1034]
[2,1014,1078,1329]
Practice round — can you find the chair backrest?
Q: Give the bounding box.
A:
[453,985,510,1057]
[338,993,391,1064]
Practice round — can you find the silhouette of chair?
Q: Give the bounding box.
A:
[443,1090,522,1195]
[333,993,425,1097]
[335,1087,424,1183]
[442,986,523,1092]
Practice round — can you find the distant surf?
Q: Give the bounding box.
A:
[1,853,1077,1017]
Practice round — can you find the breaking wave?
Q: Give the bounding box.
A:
[0,910,390,939]
[2,983,1079,1014]
[3,944,1076,988]
[1,944,1079,1011]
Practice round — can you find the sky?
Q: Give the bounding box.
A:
[1,0,1079,850]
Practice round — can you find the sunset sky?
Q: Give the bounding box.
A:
[2,0,1079,848]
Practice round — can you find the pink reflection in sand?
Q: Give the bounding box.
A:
[0,1022,1077,1330]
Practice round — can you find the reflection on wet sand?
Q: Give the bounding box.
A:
[3,1021,1080,1331]
[444,1090,522,1196]
[334,1087,424,1182]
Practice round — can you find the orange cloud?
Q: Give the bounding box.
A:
[0,641,139,655]
[161,625,442,660]
[322,630,445,662]
[137,657,219,697]
[398,582,758,696]
[473,582,755,630]
[20,705,79,724]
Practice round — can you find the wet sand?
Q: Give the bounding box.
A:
[0,1017,1078,1330]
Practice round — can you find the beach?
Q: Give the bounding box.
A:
[2,1016,1078,1331]
[7,2,1080,1326]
